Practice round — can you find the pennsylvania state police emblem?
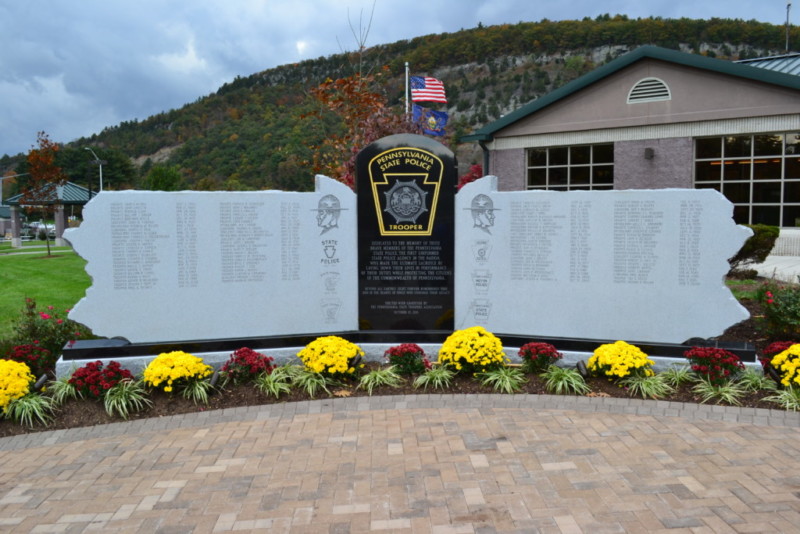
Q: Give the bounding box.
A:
[384,180,428,224]
[367,146,444,236]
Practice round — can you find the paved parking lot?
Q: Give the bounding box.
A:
[0,394,798,533]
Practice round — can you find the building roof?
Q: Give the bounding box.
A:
[462,45,800,143]
[736,53,800,76]
[5,181,93,206]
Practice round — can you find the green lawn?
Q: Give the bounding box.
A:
[0,251,90,340]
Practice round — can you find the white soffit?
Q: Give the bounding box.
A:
[488,115,800,150]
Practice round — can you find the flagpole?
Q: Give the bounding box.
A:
[405,62,410,116]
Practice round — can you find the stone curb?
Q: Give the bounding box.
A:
[0,393,796,451]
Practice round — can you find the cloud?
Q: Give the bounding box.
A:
[0,0,792,157]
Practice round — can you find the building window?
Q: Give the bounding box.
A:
[694,133,800,226]
[526,144,614,191]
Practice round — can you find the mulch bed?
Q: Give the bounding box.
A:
[0,299,785,439]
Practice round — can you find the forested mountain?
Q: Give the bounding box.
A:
[1,15,794,193]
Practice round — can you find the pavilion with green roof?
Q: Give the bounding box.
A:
[4,181,92,247]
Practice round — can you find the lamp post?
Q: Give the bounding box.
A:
[84,147,106,192]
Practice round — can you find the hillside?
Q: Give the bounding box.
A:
[1,15,793,192]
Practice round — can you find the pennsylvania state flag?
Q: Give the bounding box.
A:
[412,104,448,137]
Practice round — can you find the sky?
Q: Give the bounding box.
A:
[0,0,795,158]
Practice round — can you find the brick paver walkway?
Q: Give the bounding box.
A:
[0,395,798,533]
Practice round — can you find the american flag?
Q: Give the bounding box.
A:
[410,76,447,103]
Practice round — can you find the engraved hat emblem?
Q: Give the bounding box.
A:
[384,180,428,223]
[313,194,346,235]
[466,194,499,234]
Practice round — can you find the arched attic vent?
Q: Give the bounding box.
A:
[627,77,671,103]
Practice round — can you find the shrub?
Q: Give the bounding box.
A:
[728,224,779,273]
[221,347,276,385]
[11,298,92,360]
[587,341,654,379]
[143,351,213,403]
[684,347,745,386]
[457,163,483,190]
[5,344,52,378]
[437,326,507,374]
[768,344,800,388]
[757,282,800,338]
[297,336,364,378]
[384,343,429,375]
[518,342,562,373]
[0,359,35,413]
[68,361,133,399]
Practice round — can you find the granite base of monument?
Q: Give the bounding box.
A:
[56,330,756,378]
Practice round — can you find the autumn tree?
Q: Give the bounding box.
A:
[308,67,422,189]
[21,131,68,256]
[306,1,422,188]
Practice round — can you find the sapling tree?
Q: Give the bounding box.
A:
[20,131,68,256]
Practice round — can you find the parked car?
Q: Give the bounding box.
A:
[27,221,55,239]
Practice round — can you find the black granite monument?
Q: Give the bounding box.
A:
[356,134,456,330]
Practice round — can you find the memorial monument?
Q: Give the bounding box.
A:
[355,134,456,330]
[454,177,751,343]
[65,176,358,343]
[62,134,753,371]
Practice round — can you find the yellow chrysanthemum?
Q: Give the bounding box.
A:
[297,336,364,378]
[771,344,800,387]
[0,359,34,412]
[437,326,507,374]
[587,341,653,379]
[143,351,212,393]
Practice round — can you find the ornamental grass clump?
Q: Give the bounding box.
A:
[297,336,364,378]
[358,366,404,395]
[684,347,745,386]
[143,351,214,404]
[437,326,507,374]
[103,379,151,419]
[768,343,800,388]
[384,343,429,375]
[518,342,562,373]
[587,341,654,379]
[477,366,527,394]
[68,360,133,399]
[254,365,294,399]
[221,347,276,385]
[413,365,454,391]
[540,365,591,395]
